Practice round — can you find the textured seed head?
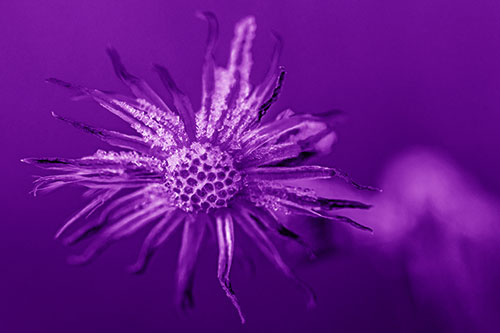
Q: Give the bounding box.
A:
[164,142,241,213]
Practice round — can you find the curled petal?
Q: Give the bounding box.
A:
[253,33,283,102]
[229,35,283,141]
[106,46,171,112]
[215,212,245,323]
[332,168,381,191]
[256,69,285,122]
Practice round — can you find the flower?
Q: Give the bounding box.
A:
[23,13,374,323]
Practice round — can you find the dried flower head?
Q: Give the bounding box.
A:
[23,13,374,323]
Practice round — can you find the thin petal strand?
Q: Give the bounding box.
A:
[68,202,171,265]
[47,78,183,150]
[129,209,185,273]
[154,64,196,141]
[61,186,161,245]
[246,165,336,181]
[233,208,317,308]
[106,46,171,112]
[175,215,206,310]
[51,112,159,155]
[195,11,219,139]
[239,202,315,258]
[54,189,119,239]
[216,212,245,323]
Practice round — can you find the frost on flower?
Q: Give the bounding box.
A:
[23,13,375,323]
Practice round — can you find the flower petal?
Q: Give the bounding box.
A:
[50,112,161,156]
[236,142,303,168]
[246,165,336,181]
[68,202,171,265]
[27,151,164,195]
[175,215,206,310]
[246,165,379,191]
[61,186,157,245]
[129,209,185,274]
[278,199,373,232]
[195,11,218,139]
[54,189,119,239]
[215,212,245,323]
[106,46,171,112]
[233,207,317,308]
[238,202,315,258]
[255,69,285,121]
[23,153,163,173]
[251,183,371,211]
[153,64,196,141]
[244,183,372,232]
[47,78,184,149]
[238,112,336,161]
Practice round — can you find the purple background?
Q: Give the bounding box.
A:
[2,0,500,332]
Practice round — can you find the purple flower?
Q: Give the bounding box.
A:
[23,13,373,323]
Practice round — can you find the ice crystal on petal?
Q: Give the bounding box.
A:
[24,14,376,323]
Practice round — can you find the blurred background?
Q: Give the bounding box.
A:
[1,0,500,332]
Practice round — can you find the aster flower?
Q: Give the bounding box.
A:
[23,13,374,323]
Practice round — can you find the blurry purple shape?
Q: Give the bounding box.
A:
[324,148,500,331]
[376,148,499,243]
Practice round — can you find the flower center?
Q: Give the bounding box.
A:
[165,142,241,213]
